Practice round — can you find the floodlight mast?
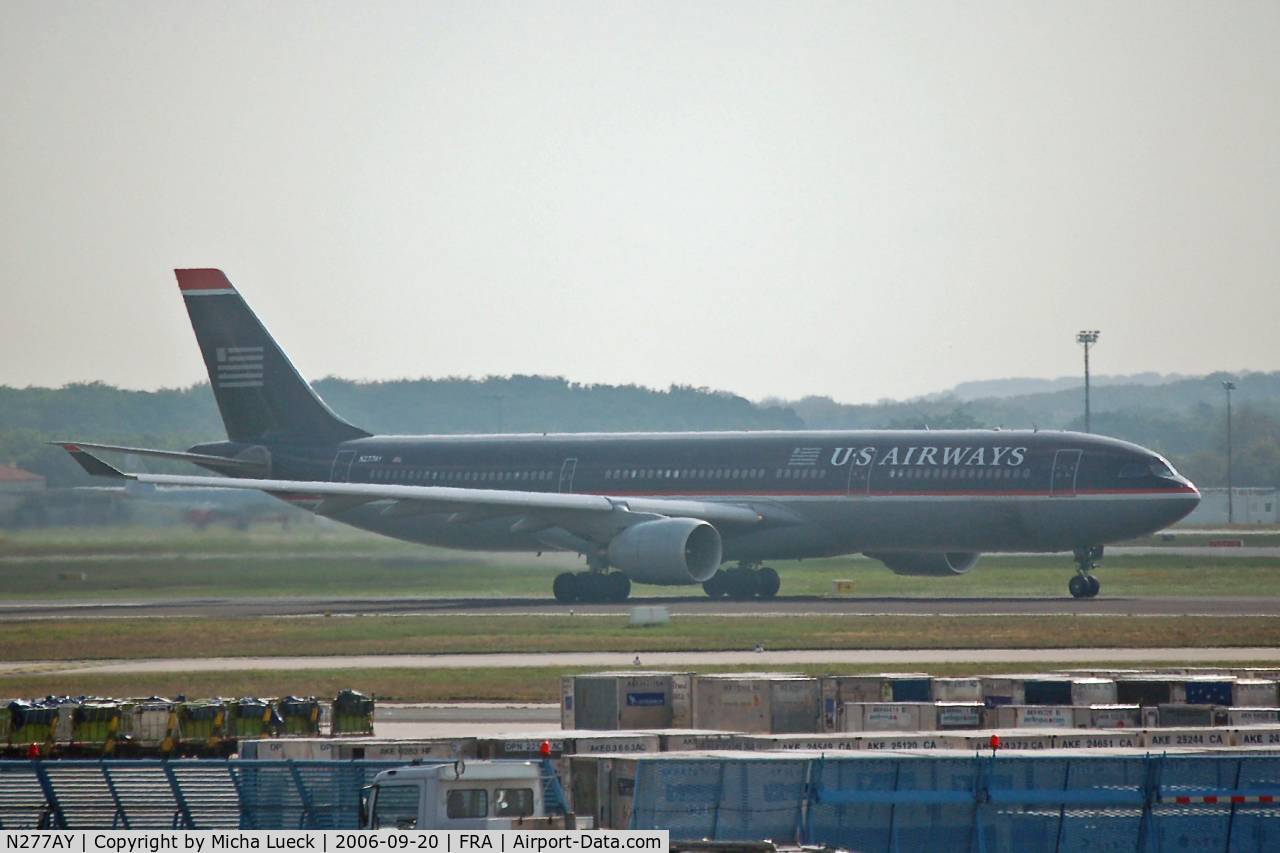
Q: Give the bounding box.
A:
[1223,379,1236,524]
[1076,331,1100,433]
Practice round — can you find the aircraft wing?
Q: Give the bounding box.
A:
[59,445,764,532]
[52,441,263,472]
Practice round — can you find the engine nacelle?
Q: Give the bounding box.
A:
[866,551,981,576]
[607,518,723,585]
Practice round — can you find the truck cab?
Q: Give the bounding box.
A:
[361,761,573,830]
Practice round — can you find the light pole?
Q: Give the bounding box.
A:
[1076,330,1100,433]
[1223,379,1236,524]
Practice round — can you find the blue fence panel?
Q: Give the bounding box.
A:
[0,761,400,829]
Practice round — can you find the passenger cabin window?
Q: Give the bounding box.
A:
[372,784,420,829]
[493,787,535,817]
[446,789,488,819]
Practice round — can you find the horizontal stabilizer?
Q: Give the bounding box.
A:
[59,445,129,479]
[49,441,263,472]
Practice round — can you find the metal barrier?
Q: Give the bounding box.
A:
[0,760,401,829]
[630,753,1280,851]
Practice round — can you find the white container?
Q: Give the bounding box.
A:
[859,733,947,751]
[980,676,1027,707]
[943,730,1054,751]
[1141,728,1230,749]
[1234,680,1279,707]
[853,702,928,732]
[1051,730,1141,749]
[821,676,891,730]
[693,674,821,734]
[931,678,983,702]
[935,702,984,730]
[1232,727,1280,747]
[748,733,862,751]
[1013,701,1075,722]
[1070,678,1118,706]
[1077,705,1141,729]
[1228,708,1280,726]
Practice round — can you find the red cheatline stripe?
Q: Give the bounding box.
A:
[1231,796,1245,803]
[1204,796,1219,804]
[1262,796,1275,803]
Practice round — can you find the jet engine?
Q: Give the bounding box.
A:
[607,518,722,585]
[866,551,981,576]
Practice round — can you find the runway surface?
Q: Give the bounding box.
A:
[8,646,1280,677]
[5,593,1280,619]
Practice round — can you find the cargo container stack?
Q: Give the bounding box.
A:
[333,689,375,735]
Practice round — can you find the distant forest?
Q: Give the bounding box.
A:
[2,371,1277,488]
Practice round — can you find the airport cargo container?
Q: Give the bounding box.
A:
[979,676,1028,707]
[70,702,121,748]
[819,674,930,729]
[1022,678,1073,706]
[0,704,9,743]
[225,699,272,739]
[692,674,820,734]
[240,736,476,761]
[1116,676,1179,706]
[858,732,948,751]
[178,701,227,745]
[886,676,933,703]
[931,678,983,702]
[277,696,321,736]
[1233,680,1279,707]
[846,702,929,732]
[6,702,58,747]
[935,702,984,730]
[124,700,176,747]
[333,689,375,735]
[1141,727,1231,749]
[1069,678,1117,706]
[1050,730,1142,749]
[1182,678,1236,707]
[941,730,1055,750]
[1076,705,1141,729]
[736,733,861,751]
[1229,708,1280,726]
[1158,704,1227,728]
[648,729,737,752]
[478,731,662,760]
[1232,726,1280,747]
[991,705,1075,729]
[561,672,692,730]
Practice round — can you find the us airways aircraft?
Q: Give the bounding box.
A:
[60,269,1201,602]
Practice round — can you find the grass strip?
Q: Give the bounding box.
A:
[7,660,1280,704]
[6,614,1280,661]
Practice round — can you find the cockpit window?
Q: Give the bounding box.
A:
[1120,458,1178,479]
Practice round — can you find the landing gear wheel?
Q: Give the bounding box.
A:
[1069,545,1103,600]
[605,572,631,603]
[1085,575,1101,598]
[553,573,578,604]
[1068,574,1089,599]
[726,568,756,600]
[756,567,780,599]
[703,571,729,599]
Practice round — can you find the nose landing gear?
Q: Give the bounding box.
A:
[1069,546,1102,599]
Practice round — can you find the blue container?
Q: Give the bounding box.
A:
[890,678,933,702]
[1184,680,1234,706]
[1023,679,1073,706]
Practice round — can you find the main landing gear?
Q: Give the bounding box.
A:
[553,570,631,603]
[1069,546,1103,599]
[703,563,781,600]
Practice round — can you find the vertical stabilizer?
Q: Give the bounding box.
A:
[176,269,369,444]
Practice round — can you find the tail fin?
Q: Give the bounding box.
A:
[176,269,369,444]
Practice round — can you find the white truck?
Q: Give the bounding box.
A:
[360,760,580,830]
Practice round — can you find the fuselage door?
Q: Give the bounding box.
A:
[331,449,356,482]
[558,458,578,493]
[846,449,876,496]
[1050,449,1082,497]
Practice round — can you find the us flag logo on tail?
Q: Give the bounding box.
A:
[215,346,264,388]
[788,447,821,466]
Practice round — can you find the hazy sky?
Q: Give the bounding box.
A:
[2,1,1276,404]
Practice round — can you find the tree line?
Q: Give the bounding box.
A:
[2,371,1276,489]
